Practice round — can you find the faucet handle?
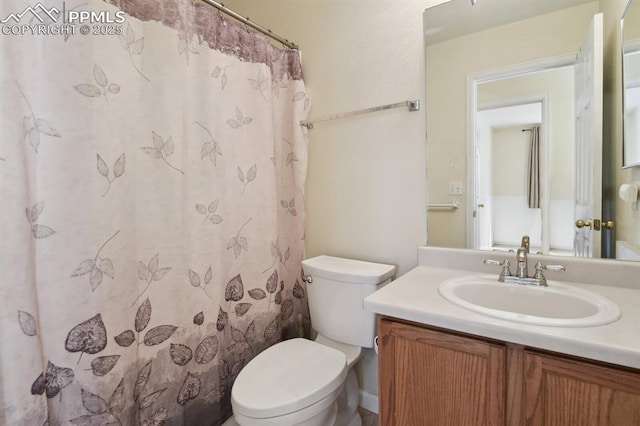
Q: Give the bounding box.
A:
[534,262,566,273]
[483,259,512,282]
[533,262,566,287]
[483,258,508,266]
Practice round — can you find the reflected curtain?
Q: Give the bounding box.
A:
[527,125,540,209]
[0,0,311,424]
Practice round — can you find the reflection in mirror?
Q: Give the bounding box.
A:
[475,67,575,255]
[424,0,603,258]
[623,0,640,168]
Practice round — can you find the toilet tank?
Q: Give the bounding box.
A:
[302,256,395,348]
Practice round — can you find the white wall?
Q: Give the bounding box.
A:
[490,127,542,246]
[491,127,530,197]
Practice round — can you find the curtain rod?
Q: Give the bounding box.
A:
[199,0,298,50]
[300,100,421,130]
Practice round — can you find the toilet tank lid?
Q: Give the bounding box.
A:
[302,255,395,284]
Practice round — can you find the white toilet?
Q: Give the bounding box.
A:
[228,255,395,426]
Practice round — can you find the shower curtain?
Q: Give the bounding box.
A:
[0,0,310,424]
[527,126,540,209]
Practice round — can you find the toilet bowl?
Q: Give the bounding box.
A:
[231,338,348,426]
[227,256,395,426]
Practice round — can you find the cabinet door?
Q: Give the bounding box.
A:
[379,319,505,426]
[525,351,640,425]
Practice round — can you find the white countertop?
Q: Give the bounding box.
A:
[364,248,640,369]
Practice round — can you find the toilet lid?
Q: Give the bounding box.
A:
[231,338,347,419]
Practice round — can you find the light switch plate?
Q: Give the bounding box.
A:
[449,181,463,195]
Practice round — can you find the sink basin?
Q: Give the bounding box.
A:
[438,275,621,327]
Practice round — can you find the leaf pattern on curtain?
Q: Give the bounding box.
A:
[16,82,62,153]
[0,0,310,424]
[74,64,122,101]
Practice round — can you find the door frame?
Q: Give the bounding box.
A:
[476,98,546,251]
[465,53,576,251]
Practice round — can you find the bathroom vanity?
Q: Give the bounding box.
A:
[365,247,640,426]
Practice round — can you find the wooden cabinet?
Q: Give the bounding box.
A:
[524,352,640,425]
[378,317,640,426]
[378,319,505,426]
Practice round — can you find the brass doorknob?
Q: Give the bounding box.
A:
[575,219,592,229]
[478,204,485,208]
[602,220,615,230]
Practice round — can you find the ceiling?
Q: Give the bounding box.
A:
[424,0,595,45]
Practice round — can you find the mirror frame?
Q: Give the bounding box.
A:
[424,0,613,258]
[622,0,640,168]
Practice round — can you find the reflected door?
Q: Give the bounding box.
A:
[573,13,603,258]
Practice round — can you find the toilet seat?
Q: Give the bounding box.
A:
[314,334,362,368]
[231,338,347,420]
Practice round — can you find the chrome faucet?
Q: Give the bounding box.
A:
[516,248,528,278]
[483,236,566,286]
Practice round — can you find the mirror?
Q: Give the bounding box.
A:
[424,0,604,257]
[623,0,640,168]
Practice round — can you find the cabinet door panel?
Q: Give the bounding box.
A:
[524,351,640,425]
[379,319,504,426]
